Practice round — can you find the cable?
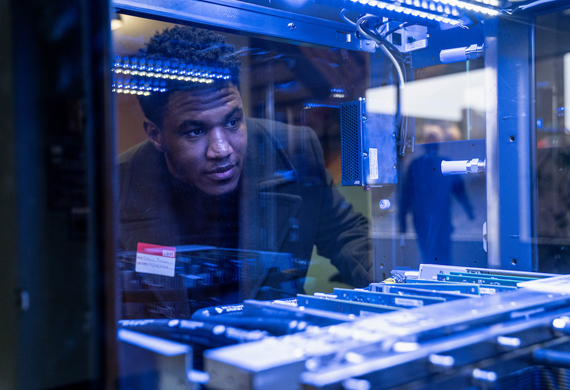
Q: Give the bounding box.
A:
[381,22,409,39]
[378,45,405,89]
[355,14,409,155]
[356,15,405,89]
[339,9,357,27]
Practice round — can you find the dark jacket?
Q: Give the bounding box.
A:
[119,118,371,287]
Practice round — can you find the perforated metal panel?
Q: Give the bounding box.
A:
[496,366,570,390]
[340,100,363,186]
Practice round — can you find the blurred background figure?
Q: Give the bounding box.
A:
[399,123,474,264]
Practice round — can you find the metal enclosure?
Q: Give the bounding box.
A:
[340,99,398,186]
[4,0,570,387]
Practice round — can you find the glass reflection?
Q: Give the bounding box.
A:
[399,127,475,265]
[114,20,372,321]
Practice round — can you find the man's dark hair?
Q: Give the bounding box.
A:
[137,26,241,127]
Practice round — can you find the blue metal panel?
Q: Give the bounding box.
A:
[484,16,537,271]
[112,0,375,52]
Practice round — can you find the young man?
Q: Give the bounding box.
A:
[119,26,372,289]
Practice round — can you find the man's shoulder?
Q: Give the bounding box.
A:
[118,140,153,166]
[118,140,165,194]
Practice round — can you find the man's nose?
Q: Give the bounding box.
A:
[206,128,233,159]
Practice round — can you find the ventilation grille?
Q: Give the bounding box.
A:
[496,366,570,390]
[340,102,361,185]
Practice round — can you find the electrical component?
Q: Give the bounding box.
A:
[340,99,397,186]
[440,43,484,64]
[441,158,486,175]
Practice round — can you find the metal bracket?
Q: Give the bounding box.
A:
[113,0,375,53]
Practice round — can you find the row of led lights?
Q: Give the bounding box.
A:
[303,103,341,109]
[112,77,168,95]
[112,57,232,82]
[111,82,165,95]
[111,78,218,95]
[352,0,463,25]
[404,0,460,16]
[402,0,498,13]
[429,0,500,15]
[331,88,346,98]
[459,0,498,6]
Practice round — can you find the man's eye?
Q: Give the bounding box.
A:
[185,129,205,137]
[227,118,240,128]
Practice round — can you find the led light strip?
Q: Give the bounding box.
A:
[111,76,217,95]
[112,57,232,81]
[303,103,341,109]
[403,0,460,16]
[111,56,229,95]
[352,0,464,25]
[468,0,499,7]
[431,0,500,15]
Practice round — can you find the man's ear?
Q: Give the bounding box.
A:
[144,119,165,152]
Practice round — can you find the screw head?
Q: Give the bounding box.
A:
[288,22,296,30]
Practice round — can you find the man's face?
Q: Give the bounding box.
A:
[145,84,247,196]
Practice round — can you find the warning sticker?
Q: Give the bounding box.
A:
[369,148,379,180]
[135,243,176,277]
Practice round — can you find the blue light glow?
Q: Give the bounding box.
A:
[117,329,190,356]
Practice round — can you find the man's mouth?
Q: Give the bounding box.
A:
[207,164,236,180]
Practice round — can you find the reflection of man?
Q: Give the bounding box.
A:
[399,129,474,265]
[119,26,371,288]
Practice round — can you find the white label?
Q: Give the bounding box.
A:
[405,39,428,52]
[394,297,423,307]
[518,275,569,293]
[359,310,379,317]
[369,148,379,180]
[479,287,496,295]
[135,242,176,277]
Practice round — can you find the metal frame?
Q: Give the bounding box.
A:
[485,14,537,271]
[112,0,375,52]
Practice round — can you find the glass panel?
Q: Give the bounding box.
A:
[106,2,570,389]
[409,60,486,144]
[112,15,372,318]
[366,50,486,271]
[535,11,570,273]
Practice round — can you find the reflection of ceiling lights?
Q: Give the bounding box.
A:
[111,14,123,30]
[331,88,345,98]
[113,56,231,82]
[303,103,340,109]
[111,56,232,96]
